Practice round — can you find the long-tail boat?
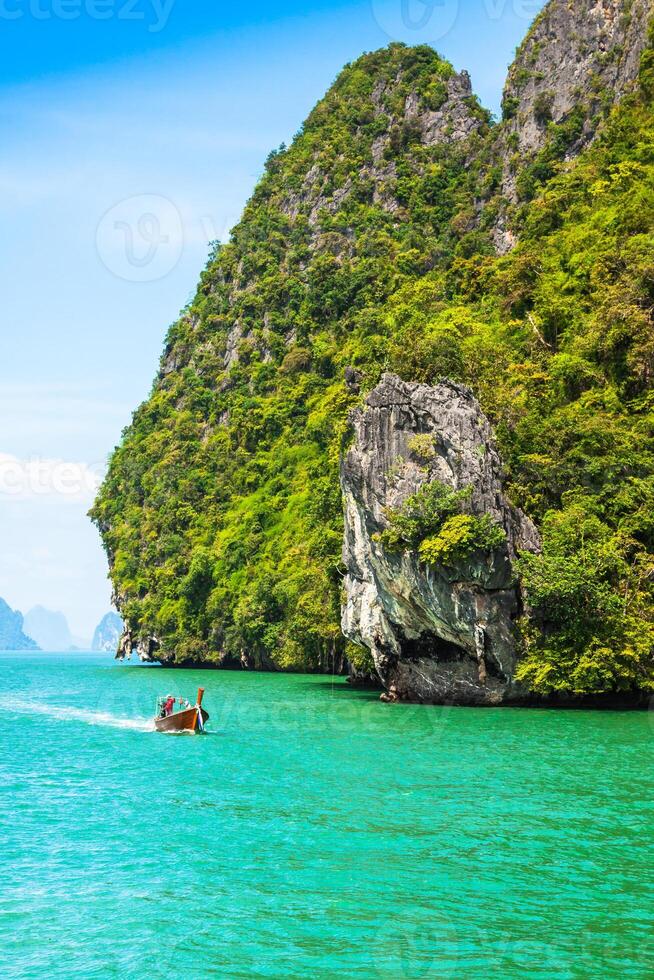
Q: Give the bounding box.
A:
[154,687,209,733]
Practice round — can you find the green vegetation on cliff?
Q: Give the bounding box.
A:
[92,29,654,696]
[376,481,506,567]
[92,44,492,670]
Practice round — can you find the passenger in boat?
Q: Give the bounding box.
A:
[164,695,175,716]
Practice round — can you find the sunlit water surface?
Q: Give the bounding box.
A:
[1,652,653,978]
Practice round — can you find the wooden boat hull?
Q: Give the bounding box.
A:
[154,706,209,733]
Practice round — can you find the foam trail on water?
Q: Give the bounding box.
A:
[3,699,153,732]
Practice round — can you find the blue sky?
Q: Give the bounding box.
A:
[0,0,546,638]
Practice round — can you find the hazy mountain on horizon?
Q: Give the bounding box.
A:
[0,597,40,651]
[92,612,123,653]
[23,605,90,651]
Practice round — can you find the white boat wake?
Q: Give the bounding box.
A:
[4,699,153,732]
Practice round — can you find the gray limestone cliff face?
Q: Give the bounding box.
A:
[115,618,159,663]
[341,375,540,705]
[497,0,651,221]
[504,0,650,153]
[283,69,482,225]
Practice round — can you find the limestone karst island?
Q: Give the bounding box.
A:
[93,0,654,706]
[2,0,654,976]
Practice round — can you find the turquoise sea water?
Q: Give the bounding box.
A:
[1,652,653,979]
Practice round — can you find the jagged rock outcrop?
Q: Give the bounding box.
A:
[504,0,650,153]
[497,0,651,222]
[283,68,483,223]
[405,70,480,145]
[115,622,159,663]
[341,375,540,705]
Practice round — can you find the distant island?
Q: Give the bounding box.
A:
[0,601,123,653]
[91,612,123,652]
[23,605,80,651]
[0,597,39,651]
